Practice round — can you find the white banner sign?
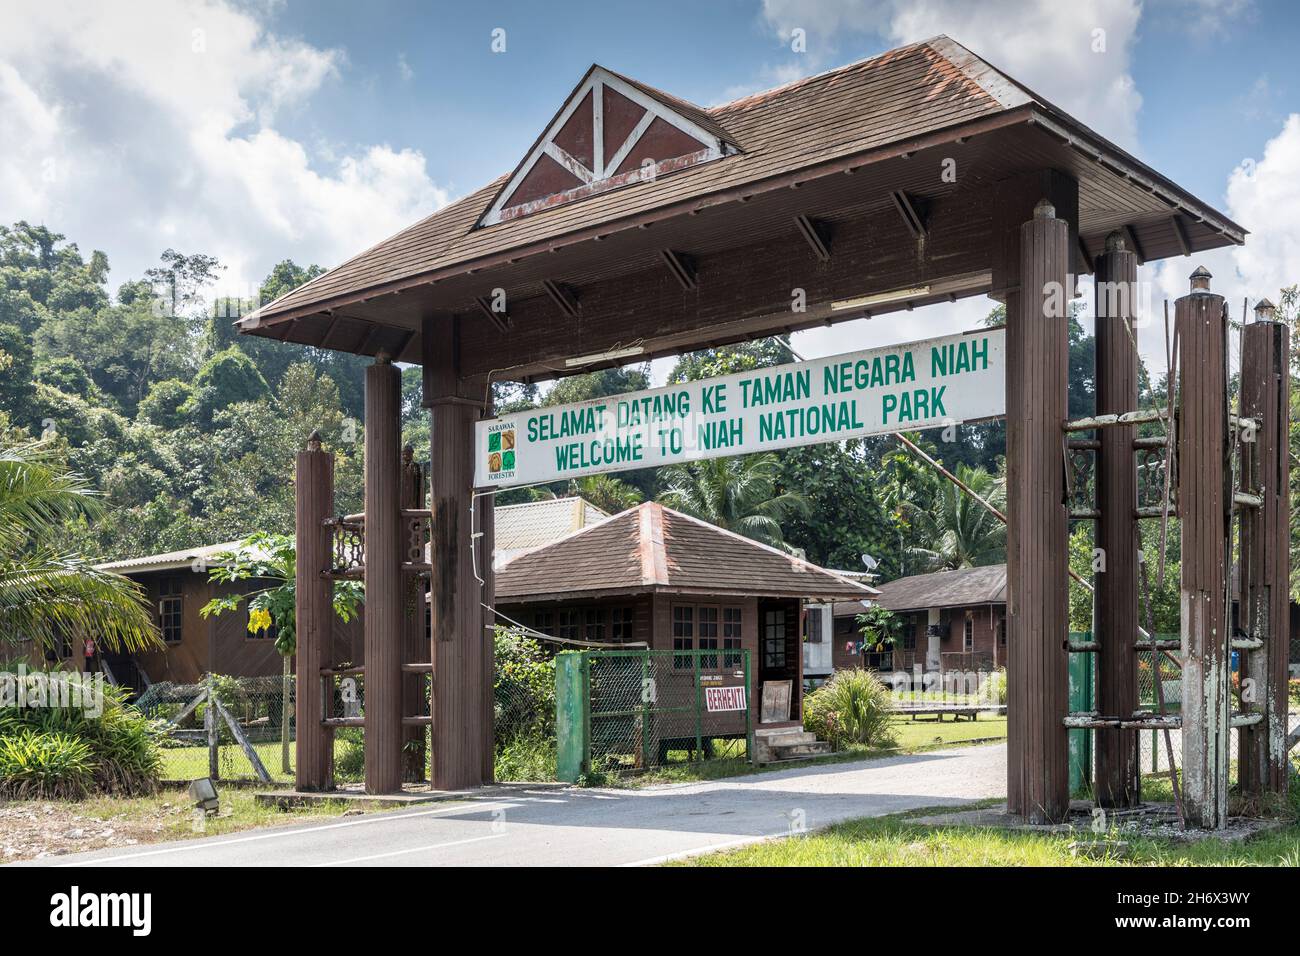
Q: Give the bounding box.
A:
[474,328,1005,488]
[704,685,747,713]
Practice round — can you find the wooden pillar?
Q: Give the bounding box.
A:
[1239,303,1290,799]
[364,356,403,794]
[1093,231,1140,807]
[294,430,334,791]
[423,315,489,791]
[401,445,429,782]
[1176,266,1231,829]
[996,171,1076,824]
[479,478,497,784]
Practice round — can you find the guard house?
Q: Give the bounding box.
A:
[238,36,1275,826]
[495,502,877,730]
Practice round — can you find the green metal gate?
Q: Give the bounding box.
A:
[555,648,752,781]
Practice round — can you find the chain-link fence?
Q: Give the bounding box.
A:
[138,674,295,784]
[557,648,752,779]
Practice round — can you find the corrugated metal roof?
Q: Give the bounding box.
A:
[95,541,245,575]
[494,496,609,567]
[496,501,878,602]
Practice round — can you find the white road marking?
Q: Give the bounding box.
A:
[59,800,512,866]
[312,832,508,866]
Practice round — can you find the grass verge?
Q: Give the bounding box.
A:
[671,797,1300,867]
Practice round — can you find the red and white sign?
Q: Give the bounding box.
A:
[704,685,747,712]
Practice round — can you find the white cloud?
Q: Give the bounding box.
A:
[0,0,448,299]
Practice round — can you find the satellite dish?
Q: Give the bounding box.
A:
[861,553,880,571]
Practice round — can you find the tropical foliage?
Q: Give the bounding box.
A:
[802,668,897,750]
[0,674,162,798]
[658,453,809,551]
[0,439,158,653]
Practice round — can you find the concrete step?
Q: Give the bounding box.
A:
[770,741,833,759]
[756,730,816,747]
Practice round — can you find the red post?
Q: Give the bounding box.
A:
[1239,303,1290,799]
[364,356,404,793]
[1176,266,1231,829]
[295,431,334,791]
[1094,231,1139,807]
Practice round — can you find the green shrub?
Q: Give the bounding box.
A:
[494,733,557,782]
[0,729,95,799]
[802,668,897,750]
[334,726,365,781]
[0,672,162,797]
[986,668,1008,705]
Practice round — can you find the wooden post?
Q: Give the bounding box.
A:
[1176,266,1231,829]
[1239,303,1290,799]
[294,431,333,791]
[1093,230,1140,807]
[423,315,489,791]
[205,676,219,781]
[364,356,404,794]
[401,444,429,782]
[998,174,1075,825]
[479,476,497,784]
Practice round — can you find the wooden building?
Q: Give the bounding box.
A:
[830,565,1008,674]
[51,498,610,688]
[496,502,876,730]
[80,543,363,689]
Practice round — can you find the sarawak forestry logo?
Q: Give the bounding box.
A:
[487,425,516,477]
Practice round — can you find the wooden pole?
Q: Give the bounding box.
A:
[424,315,488,791]
[1176,266,1231,829]
[479,480,497,784]
[401,444,429,782]
[1239,305,1290,799]
[1005,193,1072,824]
[294,430,333,791]
[1093,230,1140,807]
[364,356,404,794]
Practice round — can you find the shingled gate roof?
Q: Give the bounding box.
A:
[240,35,1244,341]
[864,563,1008,614]
[495,501,878,603]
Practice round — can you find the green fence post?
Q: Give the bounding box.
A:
[693,651,703,760]
[743,649,753,765]
[1067,632,1093,793]
[555,651,587,783]
[640,651,652,769]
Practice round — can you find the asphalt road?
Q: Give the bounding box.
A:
[30,743,1006,867]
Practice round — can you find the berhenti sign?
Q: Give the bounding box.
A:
[474,328,1005,489]
[704,685,747,713]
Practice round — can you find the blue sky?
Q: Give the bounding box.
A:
[1,0,1297,376]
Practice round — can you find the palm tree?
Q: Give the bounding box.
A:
[658,453,808,551]
[566,474,642,514]
[0,439,158,654]
[908,463,1006,571]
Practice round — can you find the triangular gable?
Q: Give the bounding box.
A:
[478,65,738,227]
